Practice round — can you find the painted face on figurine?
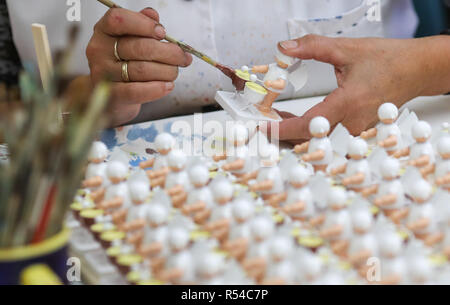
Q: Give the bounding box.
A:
[347,138,368,160]
[89,141,108,163]
[167,149,187,172]
[107,161,128,184]
[410,179,432,204]
[155,133,175,155]
[309,116,330,138]
[412,121,432,143]
[378,103,398,125]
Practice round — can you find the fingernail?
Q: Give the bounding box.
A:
[155,25,166,39]
[166,82,174,91]
[280,40,298,50]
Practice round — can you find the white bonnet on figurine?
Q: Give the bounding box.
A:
[275,48,296,67]
[412,121,432,140]
[227,122,249,144]
[348,138,368,157]
[188,165,209,186]
[377,103,398,121]
[309,116,330,135]
[168,227,190,250]
[327,188,347,208]
[251,216,275,240]
[129,181,150,203]
[106,161,127,179]
[437,137,450,154]
[288,165,309,184]
[270,236,294,260]
[380,157,400,178]
[232,198,254,220]
[168,149,187,169]
[147,204,169,225]
[89,141,108,161]
[198,253,225,277]
[410,179,432,201]
[211,179,233,201]
[378,231,402,257]
[260,144,280,163]
[351,209,373,231]
[154,133,175,151]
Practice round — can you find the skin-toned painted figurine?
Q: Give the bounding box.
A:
[294,116,333,172]
[371,158,408,224]
[262,236,296,285]
[203,179,234,242]
[250,49,296,118]
[331,138,374,195]
[182,165,213,224]
[120,181,150,234]
[395,121,435,177]
[279,165,315,221]
[82,141,108,189]
[376,231,405,285]
[406,179,443,247]
[436,137,450,191]
[319,188,352,257]
[138,204,170,263]
[163,149,190,207]
[361,103,402,155]
[98,161,130,215]
[347,209,378,273]
[249,144,285,207]
[223,198,255,259]
[158,227,195,284]
[242,216,275,282]
[140,133,176,186]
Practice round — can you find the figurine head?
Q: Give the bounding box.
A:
[410,179,432,203]
[301,254,323,281]
[167,149,187,171]
[211,179,233,204]
[227,122,249,146]
[437,137,450,159]
[188,165,209,188]
[260,144,280,167]
[275,48,296,68]
[250,217,274,242]
[154,133,175,155]
[380,157,400,180]
[147,204,169,227]
[379,232,402,258]
[351,209,373,234]
[309,116,330,138]
[288,165,309,188]
[197,253,225,279]
[377,103,398,124]
[327,188,347,210]
[270,236,294,262]
[408,256,432,284]
[106,161,128,184]
[88,141,108,163]
[168,227,190,251]
[412,121,432,143]
[232,199,254,223]
[347,138,368,160]
[129,181,150,204]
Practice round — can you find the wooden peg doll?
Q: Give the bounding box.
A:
[82,141,108,189]
[140,133,175,183]
[436,137,450,191]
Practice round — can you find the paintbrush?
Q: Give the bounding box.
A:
[96,0,246,91]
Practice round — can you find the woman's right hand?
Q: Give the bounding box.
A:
[86,7,193,126]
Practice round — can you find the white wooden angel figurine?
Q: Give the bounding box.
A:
[376,231,406,285]
[361,103,403,156]
[82,141,108,189]
[120,181,150,235]
[98,161,130,215]
[436,137,450,191]
[162,149,190,207]
[294,116,333,172]
[262,236,296,285]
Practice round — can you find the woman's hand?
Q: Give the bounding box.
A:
[271,35,450,144]
[86,7,193,126]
